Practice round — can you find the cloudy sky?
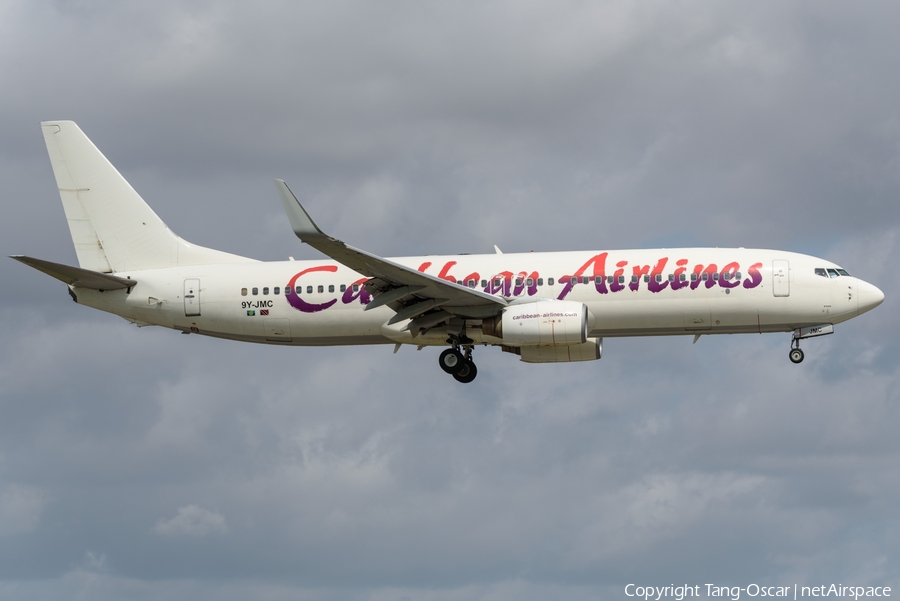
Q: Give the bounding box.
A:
[1,1,898,599]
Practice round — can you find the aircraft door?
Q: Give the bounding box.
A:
[184,278,201,316]
[772,260,790,297]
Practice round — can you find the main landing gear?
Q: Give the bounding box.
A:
[789,338,805,364]
[439,340,478,383]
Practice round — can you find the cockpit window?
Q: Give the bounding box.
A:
[816,266,851,278]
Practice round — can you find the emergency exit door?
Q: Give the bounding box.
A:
[184,279,201,316]
[772,260,790,297]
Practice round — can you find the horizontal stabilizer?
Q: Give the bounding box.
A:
[10,256,136,290]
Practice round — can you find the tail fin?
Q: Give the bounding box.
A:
[41,121,255,272]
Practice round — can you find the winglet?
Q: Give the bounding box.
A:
[275,179,329,242]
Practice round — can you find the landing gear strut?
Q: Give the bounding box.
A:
[453,345,478,383]
[789,338,805,364]
[439,338,478,383]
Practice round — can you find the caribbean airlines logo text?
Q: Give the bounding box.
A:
[284,253,764,313]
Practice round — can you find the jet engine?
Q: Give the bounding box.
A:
[481,300,591,346]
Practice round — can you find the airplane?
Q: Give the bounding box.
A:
[11,121,885,383]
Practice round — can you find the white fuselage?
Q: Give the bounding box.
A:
[73,247,878,347]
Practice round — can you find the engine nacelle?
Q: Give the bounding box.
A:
[481,300,589,346]
[503,337,602,363]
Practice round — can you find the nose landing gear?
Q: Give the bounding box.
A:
[439,339,478,383]
[789,336,805,364]
[788,324,834,364]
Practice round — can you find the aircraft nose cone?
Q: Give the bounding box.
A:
[858,280,885,315]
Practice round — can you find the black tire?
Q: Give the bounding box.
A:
[453,360,478,383]
[789,348,804,364]
[439,348,465,374]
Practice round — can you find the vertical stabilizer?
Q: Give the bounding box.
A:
[41,121,255,272]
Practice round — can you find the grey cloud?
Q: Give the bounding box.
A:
[153,505,228,537]
[0,484,46,536]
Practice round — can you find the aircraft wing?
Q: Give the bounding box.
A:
[276,180,507,329]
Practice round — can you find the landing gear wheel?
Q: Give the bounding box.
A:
[439,348,465,374]
[453,360,478,383]
[789,348,804,364]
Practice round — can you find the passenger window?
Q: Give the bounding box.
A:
[468,280,476,288]
[607,275,613,283]
[570,277,577,285]
[353,284,359,292]
[680,273,686,282]
[526,278,533,287]
[318,285,324,293]
[481,280,487,288]
[631,275,638,284]
[713,273,719,281]
[456,280,462,285]
[595,276,603,284]
[537,278,544,286]
[340,284,346,292]
[668,274,674,283]
[702,273,708,281]
[582,276,589,285]
[328,284,335,293]
[274,287,280,295]
[515,279,523,287]
[241,288,248,296]
[827,269,839,278]
[618,275,625,284]
[643,274,650,283]
[263,287,269,295]
[655,274,662,283]
[494,279,502,288]
[307,286,313,294]
[815,268,827,277]
[252,287,259,295]
[691,273,698,282]
[548,278,555,286]
[736,272,741,280]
